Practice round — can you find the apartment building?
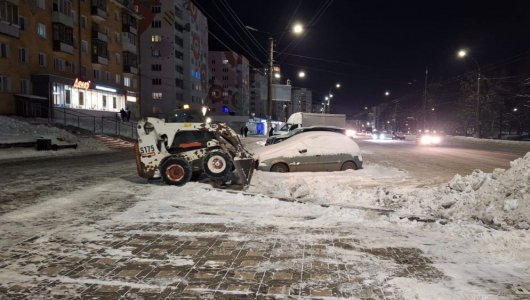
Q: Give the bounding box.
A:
[137,0,208,116]
[249,67,267,119]
[208,51,249,116]
[0,0,141,117]
[291,87,312,114]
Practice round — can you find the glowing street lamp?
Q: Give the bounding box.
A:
[298,70,306,78]
[384,91,390,96]
[457,48,481,137]
[336,83,341,88]
[292,23,304,35]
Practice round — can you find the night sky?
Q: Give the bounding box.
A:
[195,0,530,115]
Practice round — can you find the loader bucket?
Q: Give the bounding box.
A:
[233,157,255,187]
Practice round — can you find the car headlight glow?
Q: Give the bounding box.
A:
[379,133,385,139]
[346,129,356,137]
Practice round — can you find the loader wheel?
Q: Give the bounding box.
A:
[203,150,232,178]
[160,158,192,186]
[271,163,289,173]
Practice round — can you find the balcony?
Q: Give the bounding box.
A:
[121,23,137,35]
[91,5,107,22]
[92,29,108,43]
[53,40,74,54]
[92,54,108,65]
[122,38,136,54]
[123,64,138,75]
[0,21,20,38]
[52,11,73,27]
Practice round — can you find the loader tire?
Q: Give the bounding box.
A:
[160,158,192,186]
[203,150,232,178]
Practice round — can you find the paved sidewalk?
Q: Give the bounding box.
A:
[0,221,450,299]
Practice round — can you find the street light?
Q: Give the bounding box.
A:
[245,23,304,127]
[298,70,306,78]
[458,49,481,138]
[384,91,390,96]
[326,82,341,113]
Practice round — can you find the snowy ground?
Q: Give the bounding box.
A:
[1,116,530,299]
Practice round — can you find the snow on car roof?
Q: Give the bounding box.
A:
[254,131,360,160]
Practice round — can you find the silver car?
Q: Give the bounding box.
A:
[254,131,363,172]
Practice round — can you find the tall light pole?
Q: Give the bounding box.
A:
[458,49,481,138]
[247,23,304,132]
[326,83,341,113]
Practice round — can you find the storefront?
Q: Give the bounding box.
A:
[32,75,131,117]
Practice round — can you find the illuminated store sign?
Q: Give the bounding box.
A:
[73,78,91,90]
[95,85,117,93]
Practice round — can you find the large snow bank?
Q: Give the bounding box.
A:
[0,116,109,156]
[396,152,530,229]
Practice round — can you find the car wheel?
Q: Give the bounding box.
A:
[271,163,289,172]
[340,161,358,171]
[203,150,233,178]
[160,157,192,186]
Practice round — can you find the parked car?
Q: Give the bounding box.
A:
[265,126,347,146]
[372,131,393,140]
[254,131,363,172]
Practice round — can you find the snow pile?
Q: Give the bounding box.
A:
[0,116,109,155]
[398,152,530,229]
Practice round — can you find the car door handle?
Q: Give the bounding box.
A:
[298,149,307,153]
[315,154,321,157]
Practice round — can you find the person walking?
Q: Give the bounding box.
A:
[120,108,126,122]
[243,126,249,137]
[125,107,131,122]
[269,127,274,137]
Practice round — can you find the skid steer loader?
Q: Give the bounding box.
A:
[135,107,255,188]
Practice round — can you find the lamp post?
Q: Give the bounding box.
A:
[326,83,341,113]
[247,23,304,131]
[458,49,481,138]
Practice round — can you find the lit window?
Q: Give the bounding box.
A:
[124,76,131,87]
[152,92,162,99]
[151,35,162,42]
[38,23,46,38]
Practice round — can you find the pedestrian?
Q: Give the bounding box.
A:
[243,126,249,137]
[269,127,274,137]
[240,126,244,137]
[126,107,131,122]
[120,108,126,122]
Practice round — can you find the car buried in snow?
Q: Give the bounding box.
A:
[265,125,347,146]
[254,131,363,172]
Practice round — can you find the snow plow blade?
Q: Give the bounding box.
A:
[233,157,255,186]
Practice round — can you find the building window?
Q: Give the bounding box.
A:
[113,97,117,109]
[105,71,110,82]
[115,32,120,43]
[79,91,84,106]
[152,20,161,28]
[115,74,120,84]
[151,6,161,13]
[152,92,162,100]
[152,64,162,71]
[0,43,8,58]
[54,58,66,71]
[65,89,71,104]
[81,65,87,77]
[0,76,9,92]
[0,1,19,25]
[53,0,72,16]
[211,59,215,64]
[115,53,120,64]
[71,62,76,74]
[152,78,161,85]
[151,49,160,57]
[37,23,46,38]
[81,40,88,52]
[37,0,45,9]
[80,15,87,28]
[38,53,47,67]
[124,76,131,87]
[222,68,228,72]
[151,35,162,42]
[19,16,26,31]
[102,95,107,108]
[18,48,27,63]
[93,69,100,80]
[19,79,29,94]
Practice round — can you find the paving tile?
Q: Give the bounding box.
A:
[117,269,141,278]
[272,271,294,281]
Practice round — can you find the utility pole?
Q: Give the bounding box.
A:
[475,69,481,138]
[267,37,274,130]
